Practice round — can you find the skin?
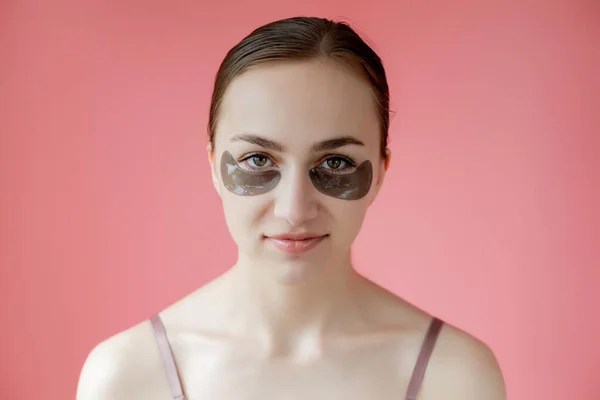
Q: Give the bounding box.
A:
[77,59,506,400]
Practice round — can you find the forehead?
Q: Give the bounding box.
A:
[215,60,380,152]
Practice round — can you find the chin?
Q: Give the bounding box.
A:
[273,261,323,285]
[271,247,348,285]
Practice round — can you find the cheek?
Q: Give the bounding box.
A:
[220,193,268,241]
[328,200,370,242]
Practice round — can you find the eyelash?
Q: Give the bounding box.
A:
[238,152,357,173]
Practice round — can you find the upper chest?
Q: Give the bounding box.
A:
[161,339,418,400]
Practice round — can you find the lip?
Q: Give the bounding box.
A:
[266,232,326,240]
[264,233,328,254]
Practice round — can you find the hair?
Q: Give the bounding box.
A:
[208,16,390,159]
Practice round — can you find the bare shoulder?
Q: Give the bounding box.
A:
[362,281,506,399]
[76,318,172,400]
[420,321,507,400]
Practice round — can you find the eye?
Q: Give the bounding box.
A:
[320,156,354,171]
[239,152,275,170]
[326,158,344,169]
[250,155,269,167]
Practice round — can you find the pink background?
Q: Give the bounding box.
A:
[1,1,598,399]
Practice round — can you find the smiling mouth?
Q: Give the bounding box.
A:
[263,233,329,254]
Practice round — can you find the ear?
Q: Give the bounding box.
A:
[368,148,392,205]
[207,142,221,196]
[383,147,392,172]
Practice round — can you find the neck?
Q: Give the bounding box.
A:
[222,250,364,344]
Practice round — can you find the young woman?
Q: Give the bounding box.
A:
[77,16,506,400]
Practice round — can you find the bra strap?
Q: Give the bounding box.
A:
[150,314,187,400]
[405,317,444,400]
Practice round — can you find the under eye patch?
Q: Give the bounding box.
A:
[309,160,373,200]
[220,151,373,200]
[220,151,281,196]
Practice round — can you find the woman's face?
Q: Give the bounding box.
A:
[209,60,390,284]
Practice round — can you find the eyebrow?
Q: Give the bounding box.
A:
[230,133,365,152]
[230,133,284,151]
[310,136,365,152]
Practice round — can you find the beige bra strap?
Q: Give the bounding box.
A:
[150,314,187,400]
[405,317,444,400]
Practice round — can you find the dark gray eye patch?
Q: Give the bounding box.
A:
[220,151,281,196]
[309,160,372,200]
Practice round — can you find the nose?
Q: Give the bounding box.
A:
[273,167,318,226]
